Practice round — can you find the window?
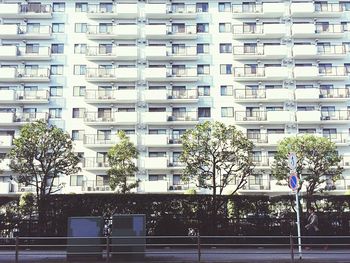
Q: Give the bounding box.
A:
[197,23,209,33]
[26,44,39,54]
[75,2,88,12]
[27,23,40,33]
[198,85,210,96]
[72,108,85,118]
[74,44,87,54]
[220,43,232,53]
[73,86,86,96]
[198,107,211,118]
[50,86,63,97]
[96,175,109,187]
[149,174,166,181]
[75,23,87,33]
[72,130,84,141]
[196,3,208,12]
[53,2,65,12]
[70,175,83,186]
[220,85,234,96]
[52,23,65,33]
[49,108,62,119]
[341,1,350,11]
[220,64,232,74]
[50,65,63,75]
[51,44,64,54]
[197,64,210,75]
[219,2,231,12]
[74,65,86,75]
[299,129,316,134]
[221,107,234,117]
[149,152,166,157]
[219,23,231,33]
[197,43,209,54]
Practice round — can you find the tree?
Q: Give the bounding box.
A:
[107,131,139,193]
[272,134,343,210]
[180,121,254,232]
[8,120,80,231]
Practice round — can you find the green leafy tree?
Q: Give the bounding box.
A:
[180,121,254,231]
[8,120,80,231]
[107,131,139,193]
[272,135,343,210]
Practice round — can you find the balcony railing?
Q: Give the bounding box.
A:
[18,25,51,35]
[320,110,350,121]
[167,25,197,35]
[20,4,52,14]
[314,3,343,13]
[168,111,198,121]
[317,45,346,55]
[232,4,263,13]
[17,68,50,78]
[168,4,196,14]
[235,111,267,122]
[318,66,347,76]
[17,90,49,101]
[84,112,114,123]
[14,112,49,123]
[84,157,110,168]
[319,88,350,99]
[315,24,344,34]
[84,89,137,102]
[170,89,198,99]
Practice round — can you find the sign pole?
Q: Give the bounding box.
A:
[295,191,302,259]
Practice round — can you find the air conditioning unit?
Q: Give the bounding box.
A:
[168,162,174,167]
[176,185,182,190]
[319,94,324,98]
[97,162,103,167]
[20,188,26,192]
[169,186,174,190]
[345,162,350,166]
[168,139,174,144]
[87,187,93,191]
[167,116,174,121]
[243,117,247,121]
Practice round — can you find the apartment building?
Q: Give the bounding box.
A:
[0,0,349,195]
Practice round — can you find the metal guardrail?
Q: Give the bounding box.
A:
[0,235,349,263]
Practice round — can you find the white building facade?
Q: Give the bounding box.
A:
[0,0,349,195]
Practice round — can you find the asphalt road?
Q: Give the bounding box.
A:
[0,248,350,263]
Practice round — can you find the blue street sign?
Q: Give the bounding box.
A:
[289,171,298,191]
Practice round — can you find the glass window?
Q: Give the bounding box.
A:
[72,130,84,141]
[74,65,86,75]
[75,2,88,12]
[75,23,87,33]
[197,23,209,33]
[197,64,210,75]
[50,86,63,97]
[220,64,232,74]
[74,44,87,54]
[53,2,65,12]
[220,85,234,96]
[219,2,231,12]
[73,86,86,96]
[25,44,39,53]
[51,44,64,54]
[198,86,210,96]
[50,65,64,75]
[52,23,65,33]
[221,107,234,117]
[70,175,83,186]
[72,108,85,118]
[196,3,208,12]
[219,23,231,33]
[197,43,209,54]
[198,107,211,118]
[49,108,62,119]
[341,1,350,11]
[219,43,232,53]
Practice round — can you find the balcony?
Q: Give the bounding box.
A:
[0,159,11,172]
[253,157,275,169]
[84,157,109,171]
[142,157,168,170]
[85,68,138,82]
[291,2,343,18]
[168,112,198,124]
[292,23,344,38]
[232,3,285,18]
[0,46,51,61]
[0,182,13,194]
[87,4,138,19]
[145,46,197,61]
[0,135,13,149]
[293,66,347,81]
[317,133,350,145]
[84,112,137,126]
[232,24,285,39]
[293,44,346,59]
[12,112,49,125]
[145,25,197,40]
[233,66,288,81]
[85,90,138,103]
[144,89,198,103]
[84,134,137,148]
[295,88,350,102]
[296,110,350,124]
[85,46,137,61]
[0,68,50,82]
[86,25,138,40]
[0,3,52,18]
[234,88,293,102]
[82,181,112,192]
[144,67,198,82]
[0,112,15,125]
[142,112,169,124]
[145,4,196,19]
[142,134,169,147]
[139,180,169,193]
[0,25,52,40]
[15,90,49,104]
[248,133,294,146]
[233,45,287,60]
[235,111,294,124]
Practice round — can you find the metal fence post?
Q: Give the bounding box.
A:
[290,234,294,263]
[15,236,19,263]
[106,236,110,263]
[197,233,201,263]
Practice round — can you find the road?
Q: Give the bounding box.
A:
[0,248,350,263]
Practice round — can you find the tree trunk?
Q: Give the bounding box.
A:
[37,196,47,236]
